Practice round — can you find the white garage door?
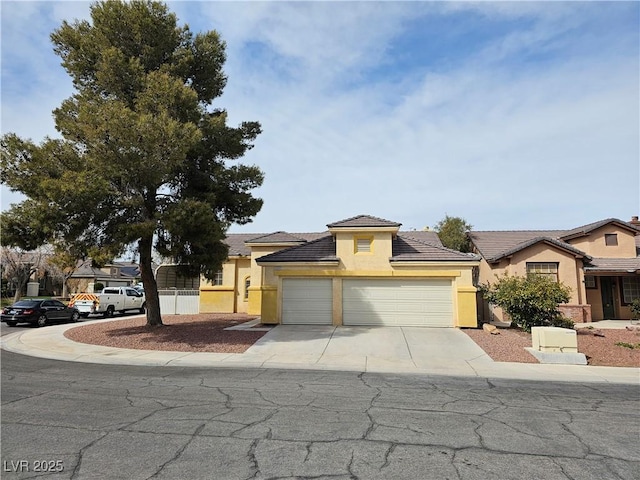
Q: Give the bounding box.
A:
[282,278,333,325]
[343,279,453,327]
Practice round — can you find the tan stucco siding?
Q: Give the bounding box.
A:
[567,226,637,258]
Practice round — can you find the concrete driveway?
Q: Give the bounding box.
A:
[243,325,493,375]
[3,321,639,383]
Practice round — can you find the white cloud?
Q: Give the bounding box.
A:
[2,1,638,233]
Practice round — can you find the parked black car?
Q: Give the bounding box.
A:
[1,299,81,327]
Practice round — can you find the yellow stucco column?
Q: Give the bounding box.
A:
[247,286,262,315]
[259,286,278,324]
[456,286,478,327]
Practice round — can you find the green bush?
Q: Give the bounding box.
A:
[630,299,640,319]
[94,282,105,293]
[480,274,572,332]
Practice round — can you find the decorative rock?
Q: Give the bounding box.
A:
[483,324,500,335]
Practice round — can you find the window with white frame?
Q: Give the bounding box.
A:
[526,262,559,281]
[355,237,373,253]
[244,277,251,300]
[622,277,640,304]
[213,270,223,286]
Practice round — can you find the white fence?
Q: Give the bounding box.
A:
[158,289,200,315]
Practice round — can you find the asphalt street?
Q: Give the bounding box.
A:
[2,351,639,480]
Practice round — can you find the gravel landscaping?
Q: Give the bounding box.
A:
[463,326,640,367]
[64,314,640,367]
[64,314,269,353]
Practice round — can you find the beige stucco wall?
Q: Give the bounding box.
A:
[478,244,584,304]
[476,243,591,323]
[566,225,637,258]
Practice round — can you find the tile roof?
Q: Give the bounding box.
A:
[584,258,640,273]
[560,218,640,239]
[490,236,589,262]
[390,235,480,262]
[245,231,308,244]
[327,214,401,228]
[258,233,478,263]
[399,231,443,247]
[468,230,566,262]
[224,233,328,256]
[257,235,338,263]
[224,233,264,256]
[469,218,640,263]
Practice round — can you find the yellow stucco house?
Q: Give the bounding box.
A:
[469,217,640,323]
[200,215,481,327]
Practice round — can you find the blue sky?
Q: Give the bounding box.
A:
[1,1,639,234]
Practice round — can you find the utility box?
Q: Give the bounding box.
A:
[531,327,578,353]
[26,282,40,297]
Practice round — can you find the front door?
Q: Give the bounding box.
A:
[600,277,616,319]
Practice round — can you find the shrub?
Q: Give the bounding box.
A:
[630,299,640,319]
[480,274,572,332]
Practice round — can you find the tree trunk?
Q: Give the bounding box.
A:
[139,235,163,326]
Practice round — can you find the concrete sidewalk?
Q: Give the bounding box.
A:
[1,319,639,384]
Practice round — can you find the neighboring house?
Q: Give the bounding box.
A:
[68,260,140,294]
[201,215,480,327]
[469,217,640,323]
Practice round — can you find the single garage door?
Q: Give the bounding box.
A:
[343,279,453,327]
[282,278,333,325]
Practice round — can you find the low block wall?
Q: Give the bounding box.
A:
[559,304,592,323]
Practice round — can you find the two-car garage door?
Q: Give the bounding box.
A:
[282,278,453,327]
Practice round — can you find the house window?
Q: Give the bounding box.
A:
[244,277,251,300]
[213,270,223,286]
[584,275,597,289]
[604,234,618,246]
[622,277,640,304]
[355,237,373,254]
[526,262,559,281]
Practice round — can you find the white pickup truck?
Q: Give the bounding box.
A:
[72,287,146,317]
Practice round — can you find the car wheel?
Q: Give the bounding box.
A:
[71,311,80,323]
[139,303,146,314]
[36,315,47,328]
[105,306,115,318]
[7,321,17,327]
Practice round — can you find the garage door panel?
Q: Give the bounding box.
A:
[282,279,332,325]
[343,279,453,327]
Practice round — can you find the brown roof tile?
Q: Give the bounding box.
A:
[468,230,566,262]
[327,214,401,228]
[245,231,308,244]
[585,258,640,273]
[257,235,338,263]
[561,218,640,239]
[257,233,477,264]
[391,235,480,262]
[399,230,444,247]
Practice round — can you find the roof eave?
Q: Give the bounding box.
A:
[257,260,340,267]
[390,259,481,267]
[245,241,306,248]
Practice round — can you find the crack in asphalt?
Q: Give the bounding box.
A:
[145,423,205,480]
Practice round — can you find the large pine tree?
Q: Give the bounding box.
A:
[1,1,263,326]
